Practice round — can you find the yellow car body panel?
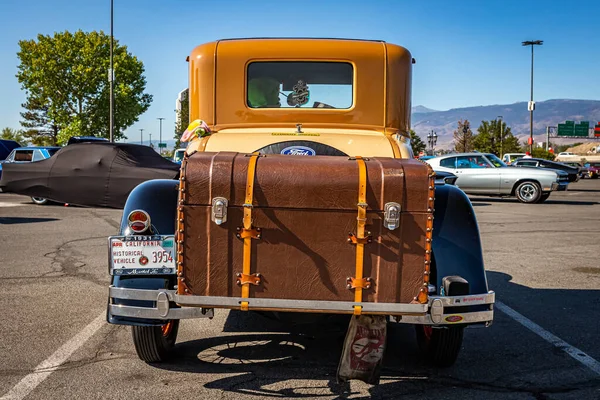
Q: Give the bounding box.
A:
[185,38,414,159]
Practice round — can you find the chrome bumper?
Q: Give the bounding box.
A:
[108,286,494,326]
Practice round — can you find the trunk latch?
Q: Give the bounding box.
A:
[384,202,401,230]
[211,197,228,225]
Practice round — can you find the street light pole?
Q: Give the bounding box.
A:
[109,0,114,142]
[522,40,543,154]
[139,128,144,145]
[157,117,165,154]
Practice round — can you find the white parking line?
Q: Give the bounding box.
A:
[1,313,105,400]
[496,301,600,376]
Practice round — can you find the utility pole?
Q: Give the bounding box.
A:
[157,117,165,154]
[109,0,114,142]
[139,128,144,145]
[149,133,152,148]
[522,40,543,154]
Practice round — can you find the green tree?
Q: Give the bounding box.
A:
[174,89,189,149]
[453,119,474,153]
[409,129,427,155]
[16,30,152,144]
[531,147,555,160]
[1,127,26,144]
[20,97,60,145]
[473,119,520,156]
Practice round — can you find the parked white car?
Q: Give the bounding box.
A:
[501,153,526,165]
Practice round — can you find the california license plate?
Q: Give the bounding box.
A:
[109,235,176,275]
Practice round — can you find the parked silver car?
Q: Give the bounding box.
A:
[426,153,569,203]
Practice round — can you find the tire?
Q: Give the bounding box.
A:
[592,175,598,179]
[515,181,541,204]
[131,320,179,363]
[537,193,551,203]
[415,325,464,367]
[31,197,48,205]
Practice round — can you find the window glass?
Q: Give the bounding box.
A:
[485,154,507,167]
[32,150,45,162]
[47,148,59,157]
[247,62,353,109]
[14,150,34,162]
[517,161,537,167]
[440,157,456,168]
[456,155,491,169]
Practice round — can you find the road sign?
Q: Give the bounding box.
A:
[574,121,589,137]
[557,121,589,137]
[557,123,573,136]
[158,143,167,148]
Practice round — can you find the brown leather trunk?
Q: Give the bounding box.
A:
[177,152,433,308]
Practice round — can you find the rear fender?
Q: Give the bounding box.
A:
[432,184,488,295]
[119,179,179,235]
[109,179,179,326]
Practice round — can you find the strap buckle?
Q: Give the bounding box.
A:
[347,232,372,244]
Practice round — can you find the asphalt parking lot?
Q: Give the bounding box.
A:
[0,180,599,400]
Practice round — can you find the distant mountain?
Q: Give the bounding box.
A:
[411,105,439,114]
[411,99,600,148]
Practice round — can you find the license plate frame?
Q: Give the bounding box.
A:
[108,235,176,276]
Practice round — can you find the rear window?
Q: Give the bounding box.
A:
[246,62,353,109]
[440,157,456,168]
[517,161,537,167]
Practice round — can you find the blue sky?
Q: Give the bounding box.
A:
[1,0,599,142]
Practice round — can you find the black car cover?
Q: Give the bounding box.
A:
[0,142,180,208]
[0,139,20,160]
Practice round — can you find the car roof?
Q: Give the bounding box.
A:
[436,152,489,158]
[12,146,61,151]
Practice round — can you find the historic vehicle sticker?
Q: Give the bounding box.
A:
[281,146,316,156]
[109,235,175,275]
[445,315,464,323]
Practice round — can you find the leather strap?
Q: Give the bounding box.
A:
[353,156,368,315]
[240,153,260,311]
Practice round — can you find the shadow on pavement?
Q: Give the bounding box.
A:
[469,196,598,206]
[150,271,600,398]
[470,202,491,207]
[0,216,59,224]
[568,188,600,193]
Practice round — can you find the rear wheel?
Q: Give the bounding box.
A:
[515,181,541,204]
[537,193,551,203]
[131,320,179,362]
[31,197,48,205]
[415,325,464,367]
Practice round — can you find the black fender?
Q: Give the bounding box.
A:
[118,179,179,235]
[432,184,488,295]
[108,179,179,326]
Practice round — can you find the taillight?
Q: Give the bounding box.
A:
[127,210,151,234]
